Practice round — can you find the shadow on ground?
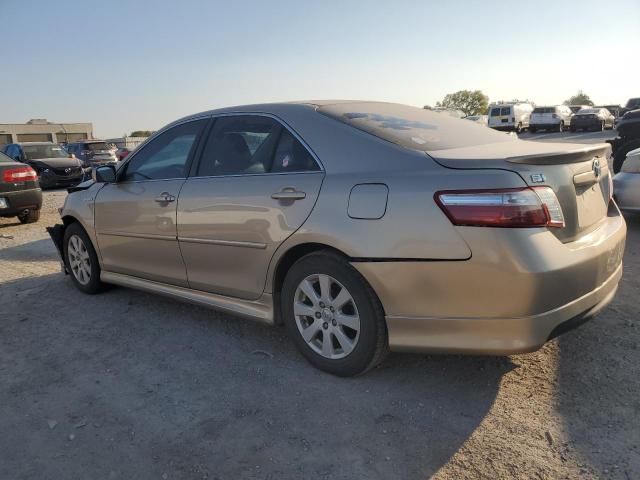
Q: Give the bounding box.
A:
[0,271,513,480]
[556,212,640,479]
[0,238,58,262]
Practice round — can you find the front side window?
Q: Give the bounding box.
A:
[196,115,318,176]
[123,119,206,181]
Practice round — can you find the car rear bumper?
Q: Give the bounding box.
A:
[572,120,600,129]
[613,172,640,211]
[531,122,561,129]
[0,187,43,216]
[352,207,626,354]
[489,124,516,131]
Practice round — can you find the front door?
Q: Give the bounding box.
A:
[94,118,208,286]
[178,115,324,300]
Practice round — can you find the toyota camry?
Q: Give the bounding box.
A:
[48,101,626,376]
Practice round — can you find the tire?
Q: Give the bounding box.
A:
[613,139,640,173]
[281,251,388,377]
[515,123,522,134]
[18,209,40,224]
[63,222,105,294]
[600,121,605,132]
[558,121,564,133]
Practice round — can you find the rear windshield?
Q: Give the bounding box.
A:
[577,108,598,114]
[489,107,511,116]
[533,107,555,114]
[22,144,68,160]
[318,102,517,152]
[85,142,110,151]
[626,98,640,108]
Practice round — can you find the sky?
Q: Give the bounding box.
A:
[2,0,639,138]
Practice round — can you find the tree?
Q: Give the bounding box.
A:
[129,130,154,137]
[564,90,594,106]
[434,90,489,116]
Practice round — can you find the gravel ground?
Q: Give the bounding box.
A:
[1,162,639,479]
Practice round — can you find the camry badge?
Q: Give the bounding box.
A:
[530,173,545,183]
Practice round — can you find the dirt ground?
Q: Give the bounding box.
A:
[1,186,639,480]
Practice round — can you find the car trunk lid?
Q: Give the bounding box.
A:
[428,141,612,243]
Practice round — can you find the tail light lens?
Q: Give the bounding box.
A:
[3,166,38,183]
[435,187,565,228]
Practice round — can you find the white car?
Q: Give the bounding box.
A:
[613,147,640,212]
[529,105,574,133]
[488,102,534,133]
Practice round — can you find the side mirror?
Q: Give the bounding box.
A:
[93,165,116,183]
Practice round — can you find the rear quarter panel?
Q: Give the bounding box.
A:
[262,108,529,292]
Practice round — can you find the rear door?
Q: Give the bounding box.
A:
[177,114,324,300]
[94,118,208,286]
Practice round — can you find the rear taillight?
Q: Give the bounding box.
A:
[3,166,37,183]
[435,187,565,228]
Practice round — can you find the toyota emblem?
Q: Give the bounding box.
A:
[65,167,71,174]
[592,159,601,179]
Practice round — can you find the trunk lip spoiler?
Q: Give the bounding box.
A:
[505,147,610,165]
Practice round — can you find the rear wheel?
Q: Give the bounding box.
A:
[63,222,105,294]
[600,121,605,132]
[515,123,523,134]
[281,251,388,376]
[18,209,40,224]
[558,121,564,133]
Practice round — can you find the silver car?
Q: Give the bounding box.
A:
[48,101,626,376]
[614,147,640,212]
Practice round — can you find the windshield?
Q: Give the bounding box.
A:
[626,98,640,108]
[22,144,69,160]
[533,107,555,114]
[86,142,111,151]
[318,102,517,152]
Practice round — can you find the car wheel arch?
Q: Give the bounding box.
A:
[271,243,352,325]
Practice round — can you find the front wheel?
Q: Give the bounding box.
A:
[600,121,605,132]
[558,121,564,133]
[281,251,388,376]
[515,123,522,134]
[63,222,105,294]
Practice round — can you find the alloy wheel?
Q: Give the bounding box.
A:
[68,234,91,285]
[293,274,361,359]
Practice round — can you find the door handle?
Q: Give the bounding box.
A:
[271,188,306,201]
[154,192,176,203]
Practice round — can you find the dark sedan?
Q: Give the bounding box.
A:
[570,108,615,132]
[0,151,42,223]
[3,142,86,189]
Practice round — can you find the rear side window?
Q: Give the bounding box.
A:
[196,115,319,176]
[320,102,516,151]
[0,151,13,163]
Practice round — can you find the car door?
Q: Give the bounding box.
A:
[177,114,324,300]
[94,117,209,286]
